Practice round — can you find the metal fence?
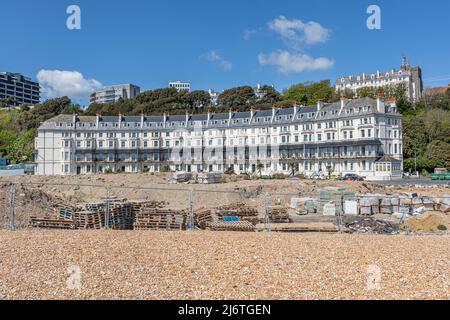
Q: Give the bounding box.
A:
[2,181,449,233]
[2,181,306,232]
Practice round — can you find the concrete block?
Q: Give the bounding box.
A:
[344,200,358,216]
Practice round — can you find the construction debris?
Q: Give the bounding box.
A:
[267,222,338,233]
[269,207,291,223]
[197,173,222,184]
[170,172,222,184]
[345,218,399,235]
[171,172,193,183]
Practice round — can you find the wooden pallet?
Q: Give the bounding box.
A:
[133,209,187,231]
[269,207,291,223]
[194,209,213,229]
[30,217,75,230]
[216,204,259,218]
[205,221,255,232]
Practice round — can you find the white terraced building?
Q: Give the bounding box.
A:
[335,57,423,102]
[35,97,403,181]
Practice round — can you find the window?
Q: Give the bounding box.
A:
[361,130,365,138]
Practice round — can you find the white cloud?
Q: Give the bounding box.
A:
[258,50,334,74]
[201,50,233,70]
[268,16,330,48]
[37,70,102,99]
[243,29,257,41]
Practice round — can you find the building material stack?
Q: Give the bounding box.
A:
[380,197,400,214]
[172,172,192,183]
[194,208,214,229]
[197,173,222,184]
[30,216,75,229]
[269,207,291,223]
[134,207,187,231]
[73,210,104,230]
[204,221,255,232]
[359,196,380,216]
[216,204,260,225]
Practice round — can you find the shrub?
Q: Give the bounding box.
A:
[160,166,171,173]
[224,166,235,175]
[437,224,447,231]
[272,173,285,180]
[104,168,113,174]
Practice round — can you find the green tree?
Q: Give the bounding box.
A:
[283,80,334,105]
[217,86,256,111]
[257,85,282,104]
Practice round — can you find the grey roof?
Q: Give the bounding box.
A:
[39,98,398,131]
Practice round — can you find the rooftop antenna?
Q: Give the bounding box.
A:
[401,54,409,69]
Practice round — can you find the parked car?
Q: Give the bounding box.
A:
[342,173,364,181]
[309,173,326,180]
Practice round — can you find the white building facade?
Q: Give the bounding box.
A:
[35,98,403,181]
[169,81,191,92]
[90,84,140,105]
[336,58,423,102]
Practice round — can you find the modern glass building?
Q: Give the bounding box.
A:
[0,72,40,106]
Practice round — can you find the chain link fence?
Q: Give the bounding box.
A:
[2,181,449,233]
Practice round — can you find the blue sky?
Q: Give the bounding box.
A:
[1,0,450,106]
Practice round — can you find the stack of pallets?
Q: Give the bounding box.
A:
[107,202,134,230]
[269,207,291,223]
[72,210,104,230]
[194,209,213,229]
[204,221,255,232]
[57,205,77,219]
[134,209,187,231]
[30,217,75,230]
[129,200,168,211]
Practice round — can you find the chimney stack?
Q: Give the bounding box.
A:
[376,94,385,113]
[317,100,323,111]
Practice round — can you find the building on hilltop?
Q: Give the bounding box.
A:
[35,97,403,181]
[335,56,423,102]
[90,84,140,105]
[0,72,40,107]
[169,81,191,92]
